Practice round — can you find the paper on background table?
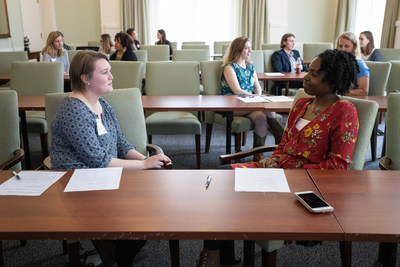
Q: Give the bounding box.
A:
[0,171,66,196]
[235,168,290,192]
[64,167,123,192]
[264,96,294,102]
[236,95,269,103]
[264,72,285,76]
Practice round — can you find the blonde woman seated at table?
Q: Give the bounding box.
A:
[359,31,383,62]
[51,50,171,266]
[98,33,115,59]
[220,37,284,152]
[41,31,70,73]
[336,32,370,96]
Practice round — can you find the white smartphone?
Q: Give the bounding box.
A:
[295,191,334,213]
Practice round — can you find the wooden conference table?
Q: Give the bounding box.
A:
[0,169,342,267]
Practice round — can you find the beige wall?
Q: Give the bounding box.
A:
[54,0,101,45]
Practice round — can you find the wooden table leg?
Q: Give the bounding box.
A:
[339,241,352,267]
[67,241,80,267]
[243,240,255,267]
[169,240,180,267]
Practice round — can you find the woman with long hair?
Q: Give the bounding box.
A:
[41,31,69,72]
[156,29,173,55]
[99,33,115,59]
[359,31,383,61]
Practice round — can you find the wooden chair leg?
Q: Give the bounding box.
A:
[339,241,352,267]
[40,132,49,160]
[62,240,68,255]
[169,240,180,267]
[378,242,398,267]
[0,240,4,267]
[243,240,255,267]
[67,241,81,267]
[381,126,386,158]
[371,127,377,161]
[234,133,242,152]
[205,123,213,153]
[20,240,27,246]
[195,134,201,169]
[262,249,277,267]
[242,131,248,146]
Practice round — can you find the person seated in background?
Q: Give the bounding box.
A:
[156,29,173,56]
[336,31,370,96]
[99,33,115,59]
[359,30,383,62]
[41,31,70,73]
[126,28,141,50]
[271,33,308,95]
[56,31,71,50]
[50,50,171,266]
[110,32,137,61]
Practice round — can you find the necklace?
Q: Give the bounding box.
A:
[312,107,322,115]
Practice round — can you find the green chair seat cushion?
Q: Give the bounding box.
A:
[26,111,47,133]
[256,240,284,253]
[146,111,201,135]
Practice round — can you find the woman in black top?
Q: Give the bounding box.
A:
[126,28,140,50]
[110,32,137,61]
[156,29,173,56]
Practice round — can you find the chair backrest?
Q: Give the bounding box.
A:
[181,44,210,51]
[46,88,148,156]
[292,89,378,170]
[0,90,21,170]
[263,50,274,72]
[385,93,400,169]
[88,40,101,47]
[302,42,333,61]
[250,50,264,73]
[222,44,230,56]
[387,60,400,93]
[146,61,200,96]
[172,49,209,62]
[365,61,391,96]
[214,41,232,54]
[67,50,80,65]
[380,48,400,62]
[200,60,223,95]
[10,62,64,95]
[109,61,143,89]
[133,50,148,73]
[261,43,280,51]
[182,41,206,45]
[0,51,28,74]
[141,45,170,61]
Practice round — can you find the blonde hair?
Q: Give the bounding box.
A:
[336,32,360,59]
[41,31,65,58]
[101,34,114,55]
[222,37,251,66]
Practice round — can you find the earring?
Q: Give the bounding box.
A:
[87,82,90,86]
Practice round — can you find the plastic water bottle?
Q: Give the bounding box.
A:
[296,57,302,74]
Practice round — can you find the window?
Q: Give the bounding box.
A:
[354,0,386,48]
[147,0,239,53]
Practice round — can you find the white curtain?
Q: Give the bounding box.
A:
[121,0,150,44]
[333,0,357,41]
[380,0,399,48]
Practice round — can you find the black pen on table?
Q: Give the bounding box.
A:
[205,175,212,188]
[13,171,21,180]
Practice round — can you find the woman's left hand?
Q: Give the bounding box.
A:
[258,157,279,168]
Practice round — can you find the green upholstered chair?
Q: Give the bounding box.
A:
[250,50,264,73]
[181,44,209,51]
[263,50,275,93]
[10,61,64,160]
[109,61,143,89]
[141,45,170,61]
[380,48,400,62]
[145,61,202,168]
[87,40,101,47]
[386,60,400,93]
[0,51,28,74]
[365,61,391,161]
[261,43,280,51]
[67,50,80,65]
[302,42,333,61]
[222,44,230,56]
[380,93,400,170]
[134,50,148,73]
[182,41,206,45]
[213,41,232,55]
[0,90,24,170]
[172,49,209,62]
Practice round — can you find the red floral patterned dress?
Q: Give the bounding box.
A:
[232,98,359,170]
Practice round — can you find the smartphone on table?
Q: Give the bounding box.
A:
[295,191,334,213]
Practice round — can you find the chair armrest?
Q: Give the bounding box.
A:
[219,145,277,165]
[0,149,25,170]
[146,144,173,169]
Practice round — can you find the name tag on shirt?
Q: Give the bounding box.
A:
[96,118,108,135]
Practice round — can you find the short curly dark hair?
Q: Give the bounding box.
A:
[114,32,133,49]
[317,49,359,95]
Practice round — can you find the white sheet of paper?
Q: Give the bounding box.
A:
[0,171,66,196]
[236,96,269,103]
[264,96,294,102]
[235,168,290,192]
[64,167,122,192]
[264,72,285,76]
